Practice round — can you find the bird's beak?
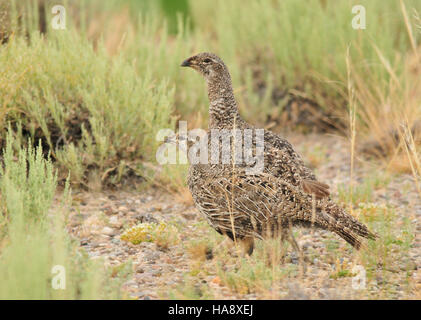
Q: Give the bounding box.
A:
[181,57,194,67]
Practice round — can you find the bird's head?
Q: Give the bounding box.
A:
[180,52,228,81]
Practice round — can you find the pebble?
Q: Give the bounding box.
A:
[111,238,120,245]
[109,216,122,228]
[134,213,159,224]
[102,226,116,236]
[400,261,417,271]
[145,252,160,262]
[101,205,116,216]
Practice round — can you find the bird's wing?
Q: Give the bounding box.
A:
[194,171,315,237]
[302,179,330,200]
[264,132,330,199]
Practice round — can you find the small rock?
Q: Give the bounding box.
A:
[101,205,116,215]
[109,216,122,228]
[135,213,158,224]
[151,269,162,277]
[88,251,100,258]
[376,276,384,285]
[299,240,311,250]
[70,214,87,227]
[400,261,417,271]
[145,252,160,262]
[102,226,116,236]
[123,280,136,287]
[111,238,120,245]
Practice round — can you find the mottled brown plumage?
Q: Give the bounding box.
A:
[181,52,376,255]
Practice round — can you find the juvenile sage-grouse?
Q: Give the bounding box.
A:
[180,52,376,257]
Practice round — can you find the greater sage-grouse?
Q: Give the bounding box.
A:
[180,52,376,256]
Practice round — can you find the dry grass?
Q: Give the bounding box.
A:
[343,2,421,195]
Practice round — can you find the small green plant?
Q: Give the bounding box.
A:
[121,221,179,248]
[337,172,391,207]
[0,130,57,228]
[0,132,129,299]
[358,204,415,297]
[356,202,389,222]
[330,269,353,279]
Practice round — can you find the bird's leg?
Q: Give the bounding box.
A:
[238,236,254,256]
[280,229,288,264]
[287,228,307,275]
[213,236,234,254]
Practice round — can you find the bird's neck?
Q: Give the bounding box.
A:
[206,76,242,129]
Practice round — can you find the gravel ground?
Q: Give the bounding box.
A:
[66,134,420,299]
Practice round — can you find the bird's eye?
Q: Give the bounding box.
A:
[203,58,212,64]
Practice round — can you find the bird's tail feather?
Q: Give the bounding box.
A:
[312,202,377,249]
[332,227,362,249]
